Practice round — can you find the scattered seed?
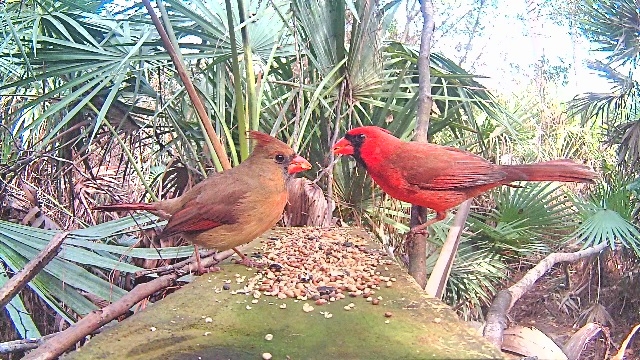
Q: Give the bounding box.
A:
[265,334,274,341]
[343,305,351,311]
[302,303,314,313]
[386,281,393,288]
[262,353,272,360]
[372,299,380,305]
[246,305,252,310]
[149,327,157,332]
[204,332,212,336]
[252,299,259,304]
[205,317,213,323]
[384,312,393,318]
[384,319,390,324]
[434,317,442,323]
[279,303,287,309]
[223,283,231,290]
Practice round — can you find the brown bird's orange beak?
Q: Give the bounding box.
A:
[332,138,354,155]
[288,155,312,174]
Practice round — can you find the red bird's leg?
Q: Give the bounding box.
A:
[232,248,264,268]
[408,211,447,237]
[192,245,220,274]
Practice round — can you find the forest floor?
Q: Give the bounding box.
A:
[509,261,639,360]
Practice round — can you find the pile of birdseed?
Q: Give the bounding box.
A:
[228,228,397,305]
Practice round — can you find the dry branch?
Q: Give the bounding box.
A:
[483,242,609,350]
[0,328,106,355]
[425,199,471,298]
[0,231,70,309]
[133,248,235,277]
[23,273,177,360]
[140,0,231,171]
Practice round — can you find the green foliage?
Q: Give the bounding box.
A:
[571,0,640,171]
[470,183,579,256]
[570,168,640,254]
[0,214,195,336]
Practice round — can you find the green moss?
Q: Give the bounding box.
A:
[66,232,502,360]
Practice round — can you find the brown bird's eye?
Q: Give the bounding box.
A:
[357,134,365,140]
[274,154,286,164]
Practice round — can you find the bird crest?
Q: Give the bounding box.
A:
[248,131,291,152]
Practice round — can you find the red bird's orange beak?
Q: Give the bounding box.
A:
[288,155,312,174]
[332,138,354,155]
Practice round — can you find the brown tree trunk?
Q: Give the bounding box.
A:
[408,0,435,289]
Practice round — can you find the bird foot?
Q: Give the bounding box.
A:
[197,265,221,275]
[232,256,265,269]
[407,228,429,238]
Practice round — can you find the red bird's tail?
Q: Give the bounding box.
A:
[503,160,597,183]
[93,203,156,212]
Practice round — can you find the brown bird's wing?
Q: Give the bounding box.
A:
[396,144,508,190]
[159,184,246,238]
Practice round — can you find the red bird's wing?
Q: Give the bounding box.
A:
[159,187,246,238]
[398,144,507,190]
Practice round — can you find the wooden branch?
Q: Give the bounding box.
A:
[0,328,105,355]
[141,0,231,171]
[483,242,609,350]
[23,273,177,360]
[0,231,70,309]
[407,0,435,289]
[425,200,471,298]
[133,249,235,278]
[506,242,608,310]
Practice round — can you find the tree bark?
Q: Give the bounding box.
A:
[407,0,435,289]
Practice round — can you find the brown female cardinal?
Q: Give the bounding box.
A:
[333,126,596,234]
[94,131,312,270]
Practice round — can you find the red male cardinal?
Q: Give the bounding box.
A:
[95,131,312,270]
[333,126,596,234]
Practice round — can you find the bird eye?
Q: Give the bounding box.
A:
[357,134,366,140]
[274,154,286,164]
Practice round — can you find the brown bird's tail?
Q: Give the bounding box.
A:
[503,160,597,183]
[93,203,157,212]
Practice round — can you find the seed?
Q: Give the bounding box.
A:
[343,305,351,311]
[386,281,393,288]
[384,312,393,318]
[223,283,231,290]
[315,299,327,306]
[372,299,380,305]
[262,353,272,360]
[205,317,213,323]
[252,299,259,304]
[303,303,314,313]
[265,334,274,341]
[279,303,287,309]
